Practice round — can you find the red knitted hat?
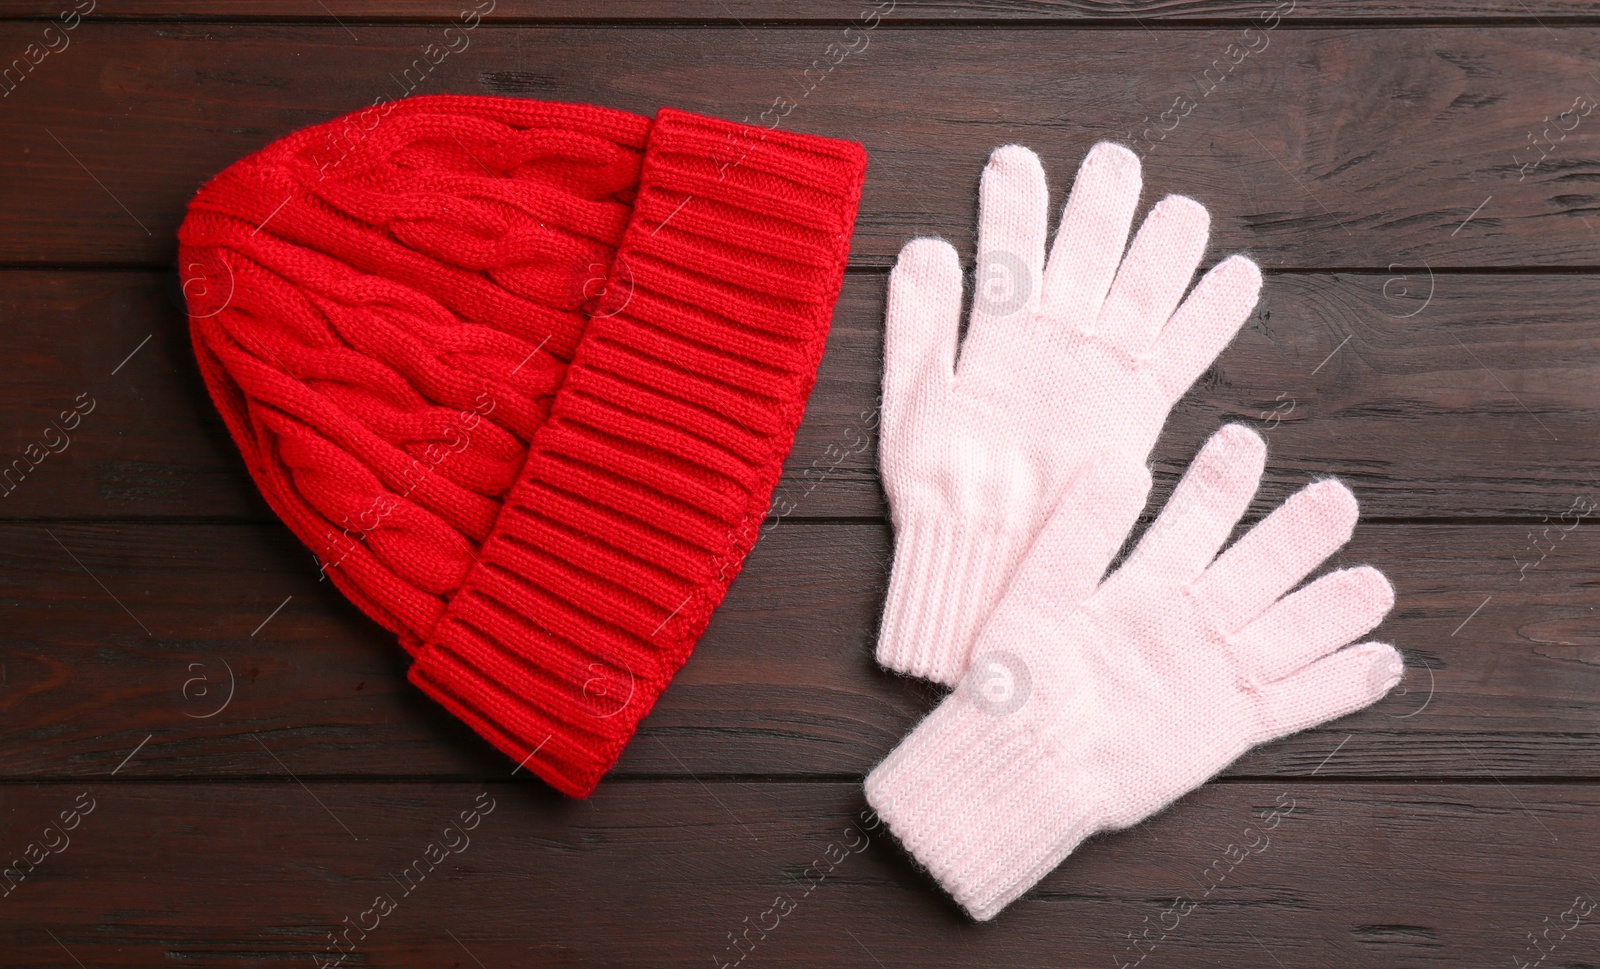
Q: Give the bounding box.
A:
[178,95,866,796]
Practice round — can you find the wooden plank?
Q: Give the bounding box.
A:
[3,269,1597,521]
[0,516,1595,780]
[1,778,1595,966]
[3,0,1597,21]
[0,24,1596,268]
[0,271,265,519]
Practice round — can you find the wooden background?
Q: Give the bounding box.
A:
[3,2,1600,966]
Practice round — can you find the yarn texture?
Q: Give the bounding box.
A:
[877,142,1262,686]
[865,424,1404,921]
[181,95,867,796]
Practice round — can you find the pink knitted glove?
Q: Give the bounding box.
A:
[865,424,1403,921]
[878,142,1262,685]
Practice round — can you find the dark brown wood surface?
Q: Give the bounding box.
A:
[4,25,1600,269]
[3,4,1599,968]
[3,780,1597,967]
[7,1,1600,21]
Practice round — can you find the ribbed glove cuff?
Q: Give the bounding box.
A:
[864,696,1099,921]
[876,517,1033,685]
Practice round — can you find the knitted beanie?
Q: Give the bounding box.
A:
[179,95,867,796]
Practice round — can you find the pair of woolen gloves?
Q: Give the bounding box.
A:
[864,142,1406,920]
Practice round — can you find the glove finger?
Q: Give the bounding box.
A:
[885,237,963,418]
[1194,478,1359,633]
[1147,254,1260,403]
[1232,566,1395,684]
[1249,641,1404,746]
[957,145,1048,379]
[1038,142,1142,336]
[1095,194,1210,358]
[1115,424,1264,588]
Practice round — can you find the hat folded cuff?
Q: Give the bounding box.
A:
[409,109,867,797]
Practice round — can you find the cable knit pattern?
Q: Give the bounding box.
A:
[181,96,867,797]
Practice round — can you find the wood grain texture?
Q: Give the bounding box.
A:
[0,516,1593,780]
[5,7,1600,965]
[2,779,1595,967]
[0,25,1596,268]
[2,270,1594,521]
[5,1,1600,22]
